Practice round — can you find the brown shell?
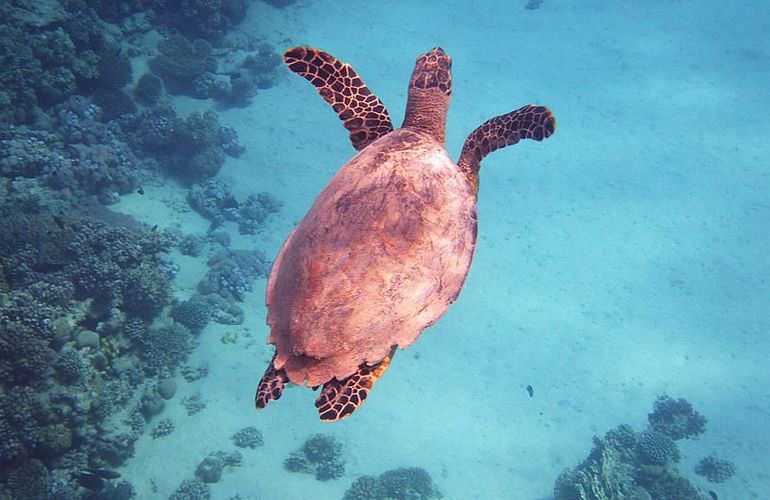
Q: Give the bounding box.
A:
[266,128,477,387]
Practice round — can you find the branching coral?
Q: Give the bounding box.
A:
[170,478,211,500]
[171,297,212,333]
[165,0,249,42]
[343,467,442,500]
[648,395,706,441]
[198,249,269,301]
[149,35,217,95]
[636,430,680,465]
[232,426,264,449]
[284,434,346,481]
[694,455,736,483]
[130,323,195,375]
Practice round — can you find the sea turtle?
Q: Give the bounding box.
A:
[256,46,555,421]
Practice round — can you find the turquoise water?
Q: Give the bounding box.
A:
[1,1,768,499]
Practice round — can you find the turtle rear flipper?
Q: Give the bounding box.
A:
[315,356,392,421]
[284,47,393,151]
[255,354,289,409]
[458,104,556,180]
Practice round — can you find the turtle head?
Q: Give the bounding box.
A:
[402,47,453,143]
[409,47,452,95]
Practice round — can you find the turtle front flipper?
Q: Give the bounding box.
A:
[284,47,393,151]
[255,354,289,409]
[315,355,392,422]
[457,104,556,182]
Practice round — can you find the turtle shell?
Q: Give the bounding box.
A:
[266,128,478,387]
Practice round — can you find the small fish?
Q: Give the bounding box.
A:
[150,224,158,232]
[74,471,104,491]
[52,214,66,229]
[708,491,718,500]
[86,468,121,479]
[137,186,145,195]
[526,385,534,397]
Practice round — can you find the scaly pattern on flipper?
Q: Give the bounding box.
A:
[458,104,556,178]
[255,354,289,409]
[284,47,393,151]
[315,356,391,421]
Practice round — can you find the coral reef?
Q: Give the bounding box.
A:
[170,478,210,500]
[187,179,240,225]
[198,249,269,301]
[134,72,163,106]
[283,451,314,474]
[187,175,282,233]
[284,434,346,481]
[554,440,633,500]
[151,418,175,439]
[648,395,707,440]
[121,107,242,183]
[0,0,267,496]
[645,475,702,500]
[194,450,242,484]
[164,0,249,42]
[157,378,177,400]
[181,364,209,382]
[91,88,137,121]
[0,313,56,387]
[218,125,245,157]
[149,35,217,95]
[242,42,282,89]
[0,0,145,125]
[178,234,207,257]
[343,467,442,500]
[83,480,135,500]
[182,393,207,415]
[1,95,145,202]
[195,455,224,483]
[122,260,171,319]
[171,296,212,333]
[238,192,282,234]
[554,397,722,500]
[694,456,736,483]
[54,347,88,384]
[344,475,382,500]
[4,458,50,499]
[128,323,195,375]
[232,426,264,449]
[378,467,443,500]
[636,430,680,465]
